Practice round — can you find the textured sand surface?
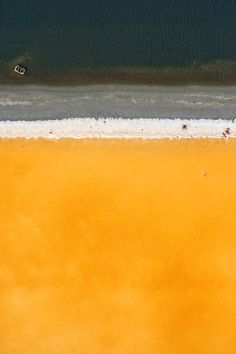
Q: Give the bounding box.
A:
[1,139,236,354]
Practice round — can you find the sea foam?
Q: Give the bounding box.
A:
[0,84,236,121]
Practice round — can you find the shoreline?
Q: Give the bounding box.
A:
[0,85,236,122]
[1,85,235,121]
[0,118,235,139]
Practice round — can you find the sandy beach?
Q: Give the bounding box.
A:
[1,138,236,353]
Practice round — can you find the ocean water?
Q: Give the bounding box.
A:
[0,0,235,84]
[0,85,236,120]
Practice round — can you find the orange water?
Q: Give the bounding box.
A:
[1,139,236,353]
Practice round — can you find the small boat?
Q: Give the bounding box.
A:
[14,64,27,76]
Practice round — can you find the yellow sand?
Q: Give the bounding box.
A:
[1,138,236,354]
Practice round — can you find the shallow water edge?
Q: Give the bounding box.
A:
[0,84,236,121]
[1,61,236,86]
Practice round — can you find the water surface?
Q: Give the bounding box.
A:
[0,0,235,84]
[1,85,236,120]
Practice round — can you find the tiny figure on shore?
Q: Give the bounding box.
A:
[223,128,230,138]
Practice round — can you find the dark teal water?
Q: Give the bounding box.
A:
[0,0,235,83]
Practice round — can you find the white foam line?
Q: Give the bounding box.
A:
[0,118,235,139]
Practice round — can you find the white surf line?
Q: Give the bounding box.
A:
[0,118,235,139]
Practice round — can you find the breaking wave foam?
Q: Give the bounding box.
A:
[0,84,236,121]
[0,99,32,106]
